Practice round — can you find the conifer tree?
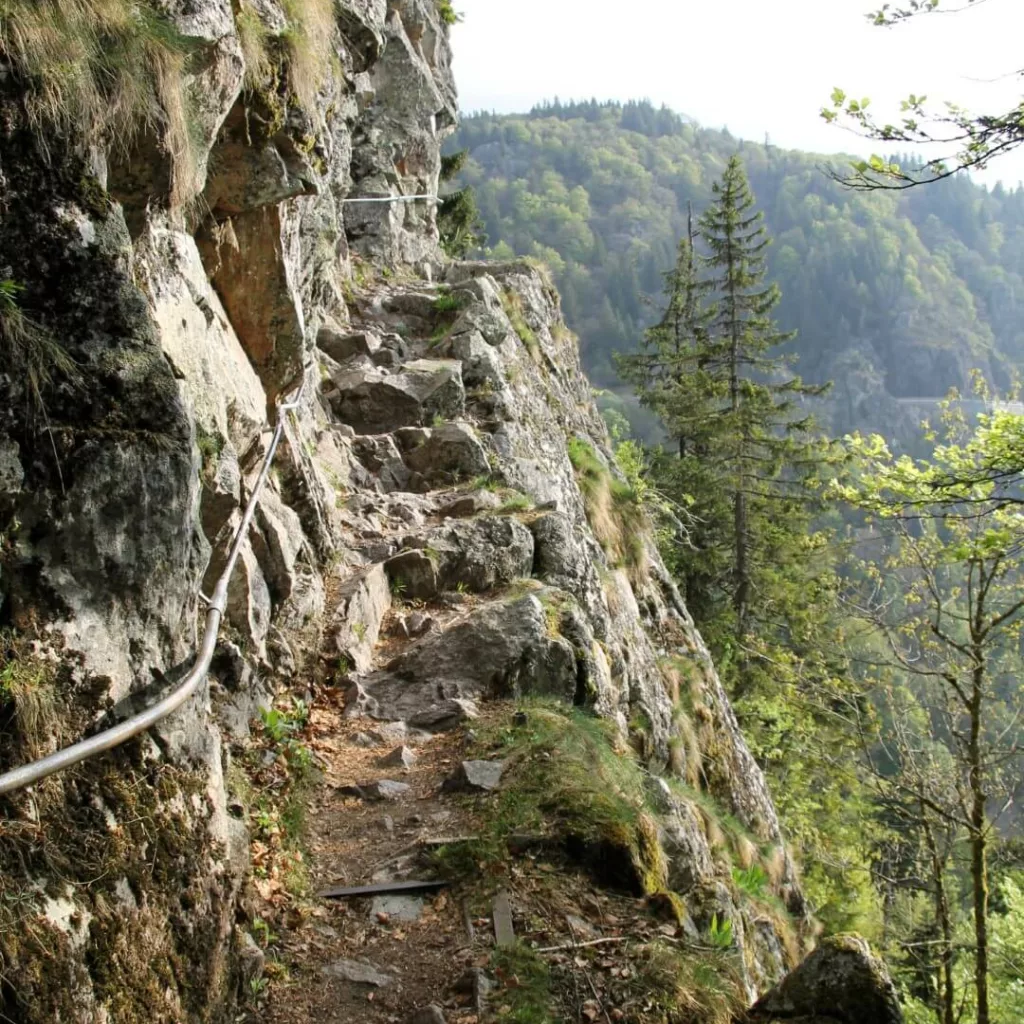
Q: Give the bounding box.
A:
[623,157,865,925]
[437,150,485,258]
[697,156,831,657]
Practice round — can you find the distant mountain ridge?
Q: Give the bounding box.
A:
[450,99,1024,442]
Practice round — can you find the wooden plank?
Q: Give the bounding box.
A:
[493,889,515,948]
[317,878,449,899]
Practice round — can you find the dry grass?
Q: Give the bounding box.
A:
[236,1,273,90]
[0,279,82,418]
[0,0,202,204]
[0,631,60,760]
[280,0,337,115]
[568,438,650,582]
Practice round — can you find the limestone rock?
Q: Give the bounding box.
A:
[379,746,417,770]
[438,492,503,518]
[340,779,412,801]
[321,959,393,987]
[200,441,242,542]
[406,1007,446,1024]
[408,516,535,595]
[348,594,577,721]
[197,205,307,407]
[747,935,903,1024]
[385,549,438,600]
[371,894,424,923]
[333,564,391,673]
[319,326,382,362]
[444,760,506,792]
[402,422,490,485]
[407,698,480,732]
[328,359,465,434]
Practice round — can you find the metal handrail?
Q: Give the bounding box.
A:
[0,379,307,796]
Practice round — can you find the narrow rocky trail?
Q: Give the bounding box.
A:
[202,253,849,1024]
[248,692,687,1024]
[257,699,487,1024]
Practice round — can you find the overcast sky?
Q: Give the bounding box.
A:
[450,0,1024,188]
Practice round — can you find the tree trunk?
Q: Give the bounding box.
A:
[969,660,990,1024]
[921,809,955,1024]
[727,248,749,654]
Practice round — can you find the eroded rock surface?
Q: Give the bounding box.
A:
[745,935,904,1024]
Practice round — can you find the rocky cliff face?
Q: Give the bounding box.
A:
[0,3,808,1020]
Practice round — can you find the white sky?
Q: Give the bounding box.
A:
[450,0,1024,188]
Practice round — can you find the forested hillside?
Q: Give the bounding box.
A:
[450,99,1024,439]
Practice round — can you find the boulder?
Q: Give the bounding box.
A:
[438,492,503,518]
[747,935,903,1024]
[339,780,412,801]
[379,746,417,770]
[327,359,465,434]
[333,564,391,673]
[406,1007,446,1024]
[451,330,506,389]
[444,760,506,792]
[319,325,381,362]
[199,440,241,542]
[320,959,392,987]
[385,549,438,601]
[409,516,535,595]
[347,593,578,721]
[402,423,490,484]
[407,698,480,732]
[252,488,306,603]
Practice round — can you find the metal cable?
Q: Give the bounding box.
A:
[0,376,308,796]
[340,194,438,204]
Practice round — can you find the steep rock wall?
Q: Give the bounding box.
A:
[0,2,803,1019]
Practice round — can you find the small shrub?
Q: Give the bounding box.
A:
[436,0,463,26]
[733,864,769,900]
[195,424,224,476]
[432,289,468,315]
[490,943,555,1024]
[707,913,734,950]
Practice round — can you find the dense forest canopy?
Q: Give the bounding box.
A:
[450,99,1024,442]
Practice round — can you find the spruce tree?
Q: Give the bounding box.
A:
[437,150,485,258]
[697,155,830,679]
[623,157,868,932]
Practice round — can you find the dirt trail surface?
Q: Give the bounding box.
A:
[245,692,691,1024]
[253,691,486,1024]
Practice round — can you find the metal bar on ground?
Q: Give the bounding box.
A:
[317,879,450,899]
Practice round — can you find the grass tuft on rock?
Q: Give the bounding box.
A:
[279,0,337,117]
[501,289,540,364]
[0,279,82,419]
[568,437,649,580]
[0,0,202,205]
[0,630,60,762]
[453,704,668,896]
[632,941,746,1024]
